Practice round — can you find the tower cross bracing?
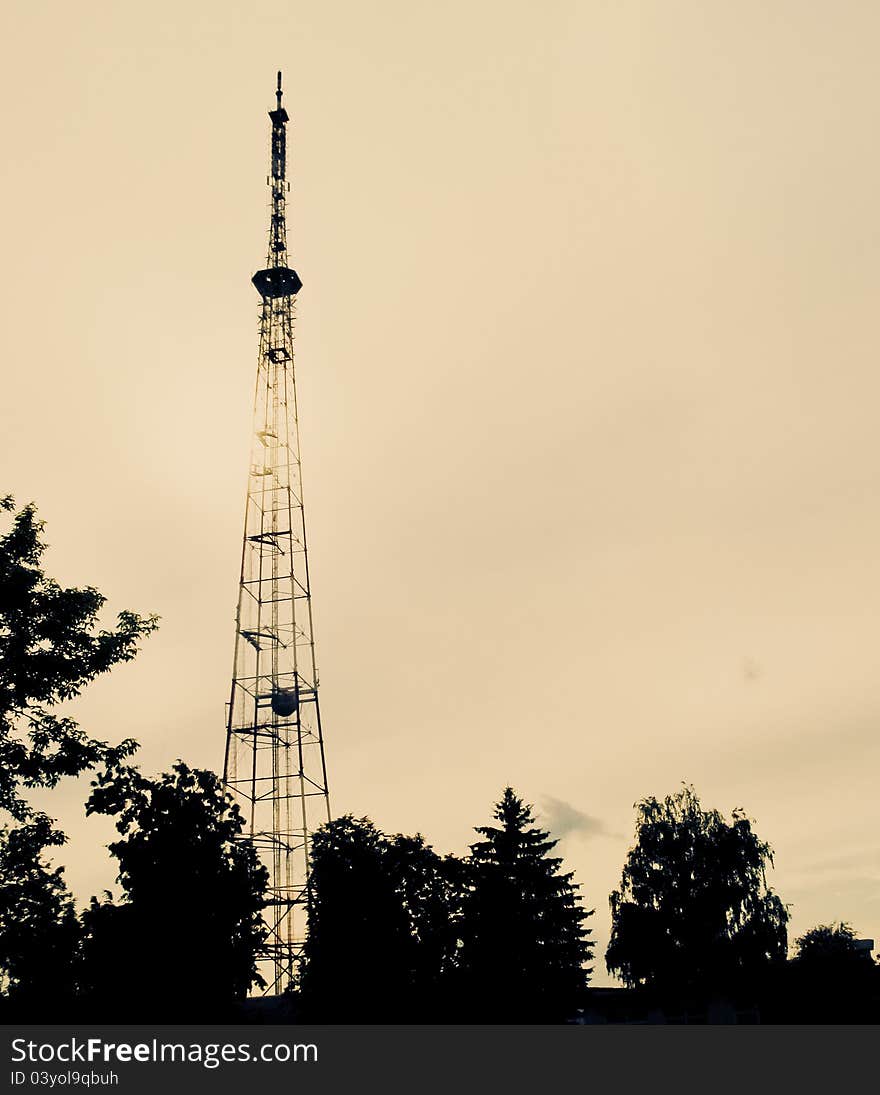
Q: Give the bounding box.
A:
[223,72,331,995]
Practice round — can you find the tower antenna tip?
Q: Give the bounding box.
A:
[276,70,283,109]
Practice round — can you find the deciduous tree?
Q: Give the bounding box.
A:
[0,496,156,821]
[0,814,79,1011]
[82,763,268,1017]
[301,817,462,1020]
[783,922,878,1022]
[606,785,788,1000]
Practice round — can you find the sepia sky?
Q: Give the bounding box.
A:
[2,1,879,982]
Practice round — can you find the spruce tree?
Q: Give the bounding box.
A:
[459,787,593,1022]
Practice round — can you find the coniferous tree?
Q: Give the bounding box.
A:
[458,787,594,1022]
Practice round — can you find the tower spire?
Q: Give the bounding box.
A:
[256,71,297,290]
[224,75,331,995]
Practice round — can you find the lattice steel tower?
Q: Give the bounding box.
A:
[223,72,331,995]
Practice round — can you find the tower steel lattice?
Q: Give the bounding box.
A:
[223,72,330,995]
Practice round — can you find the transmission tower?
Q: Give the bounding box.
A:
[223,72,331,995]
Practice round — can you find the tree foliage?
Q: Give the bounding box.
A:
[606,785,788,998]
[458,787,594,1022]
[0,496,157,821]
[385,832,463,1004]
[0,814,79,1008]
[780,922,879,1022]
[82,763,268,1016]
[793,922,863,962]
[301,816,460,1020]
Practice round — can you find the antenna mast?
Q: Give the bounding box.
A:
[223,72,331,994]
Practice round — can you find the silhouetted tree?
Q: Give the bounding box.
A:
[0,496,156,821]
[794,922,862,962]
[301,816,408,1020]
[0,814,79,1014]
[384,833,463,1016]
[81,763,267,1018]
[458,787,593,1022]
[606,785,788,1003]
[0,495,155,1018]
[301,817,461,1021]
[780,922,879,1022]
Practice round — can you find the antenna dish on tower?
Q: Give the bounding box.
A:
[223,73,331,996]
